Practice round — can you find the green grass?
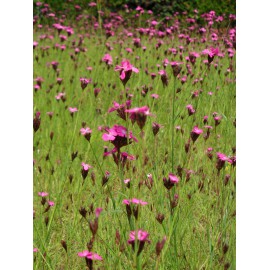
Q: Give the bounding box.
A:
[33,15,236,269]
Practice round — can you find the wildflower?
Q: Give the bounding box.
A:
[33,112,41,132]
[46,111,53,120]
[115,59,139,86]
[123,198,148,205]
[125,106,153,130]
[186,104,196,115]
[68,107,78,117]
[152,122,163,136]
[128,230,150,255]
[163,173,179,190]
[80,127,92,141]
[81,162,92,180]
[202,47,219,63]
[190,126,203,142]
[108,100,131,121]
[51,61,59,71]
[102,53,113,66]
[158,70,169,87]
[216,152,228,172]
[80,78,91,90]
[102,125,138,150]
[151,94,159,99]
[170,62,182,77]
[78,250,102,269]
[156,237,166,256]
[38,192,48,197]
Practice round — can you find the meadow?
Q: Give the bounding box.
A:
[33,3,236,269]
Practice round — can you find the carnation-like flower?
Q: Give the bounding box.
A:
[190,126,203,142]
[102,125,138,150]
[125,106,153,130]
[115,59,139,86]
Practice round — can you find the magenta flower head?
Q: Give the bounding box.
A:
[95,208,103,218]
[102,53,113,66]
[170,61,182,77]
[80,127,92,141]
[80,77,91,90]
[68,107,78,117]
[208,47,219,63]
[38,192,48,197]
[108,100,132,121]
[125,106,153,130]
[81,162,92,180]
[163,173,179,190]
[216,152,228,172]
[152,122,164,136]
[186,104,196,116]
[190,126,203,142]
[102,125,138,150]
[115,59,139,86]
[78,250,102,269]
[128,230,150,255]
[158,70,169,87]
[51,61,59,71]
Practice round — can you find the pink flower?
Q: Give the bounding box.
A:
[216,152,228,172]
[102,125,138,150]
[163,173,179,189]
[81,162,92,171]
[89,2,97,7]
[33,41,38,49]
[115,59,139,85]
[123,198,148,205]
[151,94,159,99]
[80,78,91,90]
[102,54,113,65]
[33,248,38,252]
[38,192,48,197]
[95,208,103,218]
[128,230,150,244]
[55,92,65,100]
[108,100,131,121]
[186,104,196,115]
[68,107,78,113]
[78,250,103,260]
[48,201,55,206]
[80,127,92,141]
[190,126,203,142]
[168,173,179,183]
[125,106,153,130]
[124,179,130,184]
[158,70,169,87]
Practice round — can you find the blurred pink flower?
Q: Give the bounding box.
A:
[78,250,102,260]
[128,230,150,244]
[38,192,48,197]
[81,162,92,171]
[115,59,139,85]
[123,198,148,205]
[95,208,103,218]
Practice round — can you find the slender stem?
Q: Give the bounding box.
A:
[171,77,176,171]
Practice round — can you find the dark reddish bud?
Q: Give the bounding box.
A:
[156,213,165,224]
[33,112,41,132]
[71,151,78,161]
[223,243,229,254]
[61,240,67,253]
[224,174,230,186]
[50,131,54,140]
[79,207,87,218]
[89,218,99,235]
[45,217,49,226]
[115,230,121,246]
[156,237,166,256]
